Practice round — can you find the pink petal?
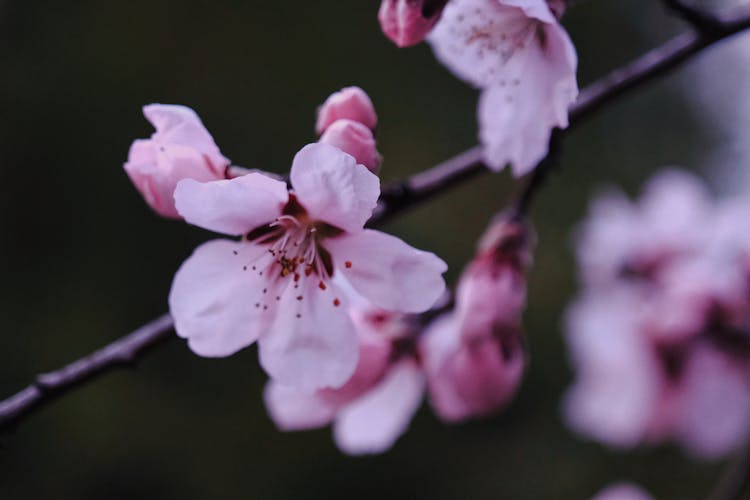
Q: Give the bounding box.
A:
[258,278,359,390]
[676,345,750,459]
[263,381,336,431]
[174,173,288,236]
[319,119,382,173]
[427,0,541,88]
[143,104,229,171]
[563,292,662,448]
[333,360,425,455]
[290,143,380,233]
[478,22,578,174]
[317,324,393,407]
[326,229,448,313]
[315,87,378,135]
[168,239,276,357]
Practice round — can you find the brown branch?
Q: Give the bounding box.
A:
[4,4,750,432]
[0,314,174,430]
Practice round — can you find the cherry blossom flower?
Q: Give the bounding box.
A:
[315,86,378,135]
[565,169,750,459]
[169,143,447,390]
[319,119,382,173]
[378,0,449,48]
[591,483,654,500]
[124,104,229,218]
[427,0,578,175]
[422,215,531,422]
[265,304,426,455]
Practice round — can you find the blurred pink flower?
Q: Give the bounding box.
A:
[378,0,449,48]
[169,143,447,390]
[427,0,578,175]
[591,483,654,500]
[423,215,532,422]
[124,104,229,218]
[319,119,382,173]
[265,306,426,455]
[565,169,750,459]
[315,86,378,135]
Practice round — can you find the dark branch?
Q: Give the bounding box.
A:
[0,314,174,430]
[4,4,750,432]
[663,0,723,34]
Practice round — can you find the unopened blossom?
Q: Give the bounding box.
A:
[565,169,750,459]
[265,302,426,455]
[124,104,229,218]
[422,215,532,422]
[591,483,654,500]
[378,0,449,47]
[427,0,578,175]
[319,119,382,173]
[315,86,378,135]
[169,143,447,390]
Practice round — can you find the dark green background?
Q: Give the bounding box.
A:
[0,1,736,498]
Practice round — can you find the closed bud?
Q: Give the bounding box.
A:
[319,119,382,173]
[315,86,378,135]
[378,0,448,48]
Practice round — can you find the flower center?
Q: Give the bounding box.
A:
[236,197,344,317]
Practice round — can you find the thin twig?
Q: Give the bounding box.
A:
[3,5,750,432]
[0,314,174,430]
[663,0,724,34]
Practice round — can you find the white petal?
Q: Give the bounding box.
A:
[290,143,380,233]
[258,278,359,390]
[169,239,278,357]
[478,22,578,174]
[143,103,229,171]
[326,229,447,313]
[174,173,288,236]
[263,381,336,431]
[333,361,425,455]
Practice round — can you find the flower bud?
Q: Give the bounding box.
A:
[378,0,448,48]
[315,86,377,135]
[422,315,525,422]
[421,214,534,423]
[124,104,229,218]
[319,119,382,173]
[456,214,535,336]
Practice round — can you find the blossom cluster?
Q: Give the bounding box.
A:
[565,169,750,459]
[265,214,532,453]
[122,88,533,453]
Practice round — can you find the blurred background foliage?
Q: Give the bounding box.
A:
[0,0,741,498]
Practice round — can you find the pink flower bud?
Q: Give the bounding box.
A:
[319,119,382,173]
[421,214,534,423]
[378,0,448,48]
[124,104,229,218]
[315,86,378,135]
[422,316,525,423]
[455,215,534,336]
